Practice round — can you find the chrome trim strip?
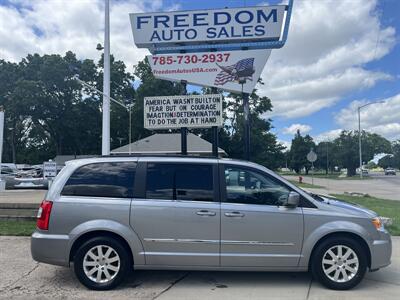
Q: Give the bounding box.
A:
[221,253,301,258]
[143,238,294,246]
[144,238,219,244]
[221,240,294,246]
[140,252,219,257]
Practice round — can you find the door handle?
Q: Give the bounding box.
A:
[224,211,245,217]
[196,210,216,217]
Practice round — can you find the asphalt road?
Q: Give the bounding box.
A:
[369,171,400,183]
[284,172,400,201]
[0,236,399,300]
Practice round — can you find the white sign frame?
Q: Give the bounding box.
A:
[144,94,223,130]
[130,6,286,49]
[148,49,271,93]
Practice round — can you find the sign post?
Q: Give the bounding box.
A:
[0,107,5,191]
[180,80,188,155]
[307,149,318,186]
[43,160,57,189]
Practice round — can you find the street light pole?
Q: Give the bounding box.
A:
[102,0,111,155]
[358,107,362,179]
[357,101,385,178]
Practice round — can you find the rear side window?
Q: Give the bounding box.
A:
[146,163,214,202]
[61,162,136,198]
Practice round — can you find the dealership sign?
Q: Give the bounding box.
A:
[148,49,271,93]
[130,6,286,48]
[144,94,222,129]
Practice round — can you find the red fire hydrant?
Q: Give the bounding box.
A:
[299,176,303,184]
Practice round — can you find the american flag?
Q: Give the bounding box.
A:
[214,58,255,86]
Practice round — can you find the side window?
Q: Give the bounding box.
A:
[224,166,290,206]
[61,162,136,198]
[146,164,175,200]
[146,163,214,202]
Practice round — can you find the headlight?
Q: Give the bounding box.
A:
[372,217,384,230]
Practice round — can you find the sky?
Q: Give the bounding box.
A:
[0,0,399,150]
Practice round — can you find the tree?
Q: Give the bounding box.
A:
[289,130,315,174]
[392,140,400,169]
[0,51,136,163]
[378,155,395,169]
[219,89,285,169]
[133,57,184,141]
[333,130,391,176]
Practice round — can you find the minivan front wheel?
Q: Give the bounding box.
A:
[311,237,367,290]
[74,236,131,290]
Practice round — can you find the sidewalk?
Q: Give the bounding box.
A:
[0,190,45,204]
[0,236,399,299]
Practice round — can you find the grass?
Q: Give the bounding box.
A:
[279,171,372,180]
[288,180,324,189]
[0,220,37,236]
[330,194,400,236]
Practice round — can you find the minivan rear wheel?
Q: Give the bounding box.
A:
[74,236,131,290]
[311,236,367,290]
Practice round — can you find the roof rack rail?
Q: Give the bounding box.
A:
[94,153,222,159]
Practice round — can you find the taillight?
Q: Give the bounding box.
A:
[37,200,53,230]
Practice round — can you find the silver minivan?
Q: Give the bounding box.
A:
[31,156,391,290]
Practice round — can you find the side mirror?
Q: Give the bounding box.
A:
[285,191,300,207]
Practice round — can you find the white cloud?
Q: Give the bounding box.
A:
[283,123,311,135]
[0,0,166,67]
[335,94,400,140]
[257,0,396,119]
[314,129,343,143]
[277,139,291,150]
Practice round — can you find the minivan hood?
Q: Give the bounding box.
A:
[317,195,377,218]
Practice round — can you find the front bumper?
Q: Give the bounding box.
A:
[370,230,392,270]
[31,231,70,267]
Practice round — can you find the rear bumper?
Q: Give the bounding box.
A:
[370,231,392,270]
[31,231,70,267]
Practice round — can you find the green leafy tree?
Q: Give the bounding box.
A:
[289,130,315,174]
[0,51,136,163]
[378,155,395,169]
[333,130,391,176]
[219,89,285,169]
[391,140,400,169]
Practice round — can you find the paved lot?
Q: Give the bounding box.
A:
[0,190,45,204]
[284,173,400,201]
[0,236,399,300]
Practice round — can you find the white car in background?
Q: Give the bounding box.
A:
[1,163,48,189]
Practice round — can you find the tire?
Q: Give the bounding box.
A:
[311,236,368,290]
[73,236,131,290]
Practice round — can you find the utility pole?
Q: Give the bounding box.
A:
[0,107,5,191]
[358,107,362,179]
[357,101,385,178]
[102,0,111,155]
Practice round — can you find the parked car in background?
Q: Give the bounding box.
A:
[384,168,396,175]
[1,163,48,189]
[31,156,391,291]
